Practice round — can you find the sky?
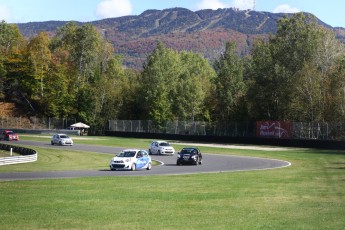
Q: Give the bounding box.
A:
[0,0,344,28]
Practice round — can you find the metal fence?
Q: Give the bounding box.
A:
[107,120,345,141]
[2,116,345,141]
[292,122,345,140]
[0,117,77,130]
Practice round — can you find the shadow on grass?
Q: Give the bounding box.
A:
[326,162,345,170]
[304,149,345,156]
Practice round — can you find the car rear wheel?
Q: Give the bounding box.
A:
[131,163,136,171]
[51,141,54,145]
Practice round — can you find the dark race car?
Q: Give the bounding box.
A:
[176,147,203,165]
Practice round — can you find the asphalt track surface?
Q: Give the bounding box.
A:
[0,140,291,181]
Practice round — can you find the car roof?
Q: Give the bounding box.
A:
[121,149,149,154]
[122,149,143,152]
[182,147,199,150]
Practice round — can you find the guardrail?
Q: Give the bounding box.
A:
[0,143,38,166]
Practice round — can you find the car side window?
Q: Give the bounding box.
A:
[137,151,143,158]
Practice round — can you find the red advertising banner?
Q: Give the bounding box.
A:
[256,121,292,139]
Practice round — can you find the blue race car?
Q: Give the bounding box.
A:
[110,149,152,171]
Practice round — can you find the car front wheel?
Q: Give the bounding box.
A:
[146,162,152,170]
[131,163,136,171]
[51,141,54,145]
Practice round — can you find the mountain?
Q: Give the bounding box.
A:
[16,7,345,70]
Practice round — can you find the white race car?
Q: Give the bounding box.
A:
[149,140,175,155]
[109,149,152,171]
[51,134,73,146]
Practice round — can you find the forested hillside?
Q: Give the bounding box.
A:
[1,12,345,134]
[15,7,345,69]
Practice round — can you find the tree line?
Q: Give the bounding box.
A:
[1,13,345,133]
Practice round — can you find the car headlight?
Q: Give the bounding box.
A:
[177,154,181,159]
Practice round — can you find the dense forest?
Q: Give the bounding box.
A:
[1,13,345,133]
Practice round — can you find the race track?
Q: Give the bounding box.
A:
[0,140,291,181]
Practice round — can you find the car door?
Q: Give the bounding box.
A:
[53,135,57,144]
[142,151,150,166]
[56,135,61,144]
[135,151,146,169]
[151,142,158,154]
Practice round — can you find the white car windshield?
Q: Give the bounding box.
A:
[59,135,69,138]
[159,142,170,146]
[117,151,136,157]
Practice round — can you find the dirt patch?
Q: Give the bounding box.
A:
[0,102,16,117]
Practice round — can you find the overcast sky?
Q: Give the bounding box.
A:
[0,0,344,28]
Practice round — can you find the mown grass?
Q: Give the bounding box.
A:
[0,136,345,229]
[0,149,19,157]
[0,146,110,172]
[20,134,153,148]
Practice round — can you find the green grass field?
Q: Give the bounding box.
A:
[0,135,344,229]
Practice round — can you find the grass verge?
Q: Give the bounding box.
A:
[0,136,345,229]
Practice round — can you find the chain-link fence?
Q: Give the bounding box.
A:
[107,120,255,137]
[0,117,77,130]
[2,116,345,141]
[107,120,345,141]
[292,122,345,140]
